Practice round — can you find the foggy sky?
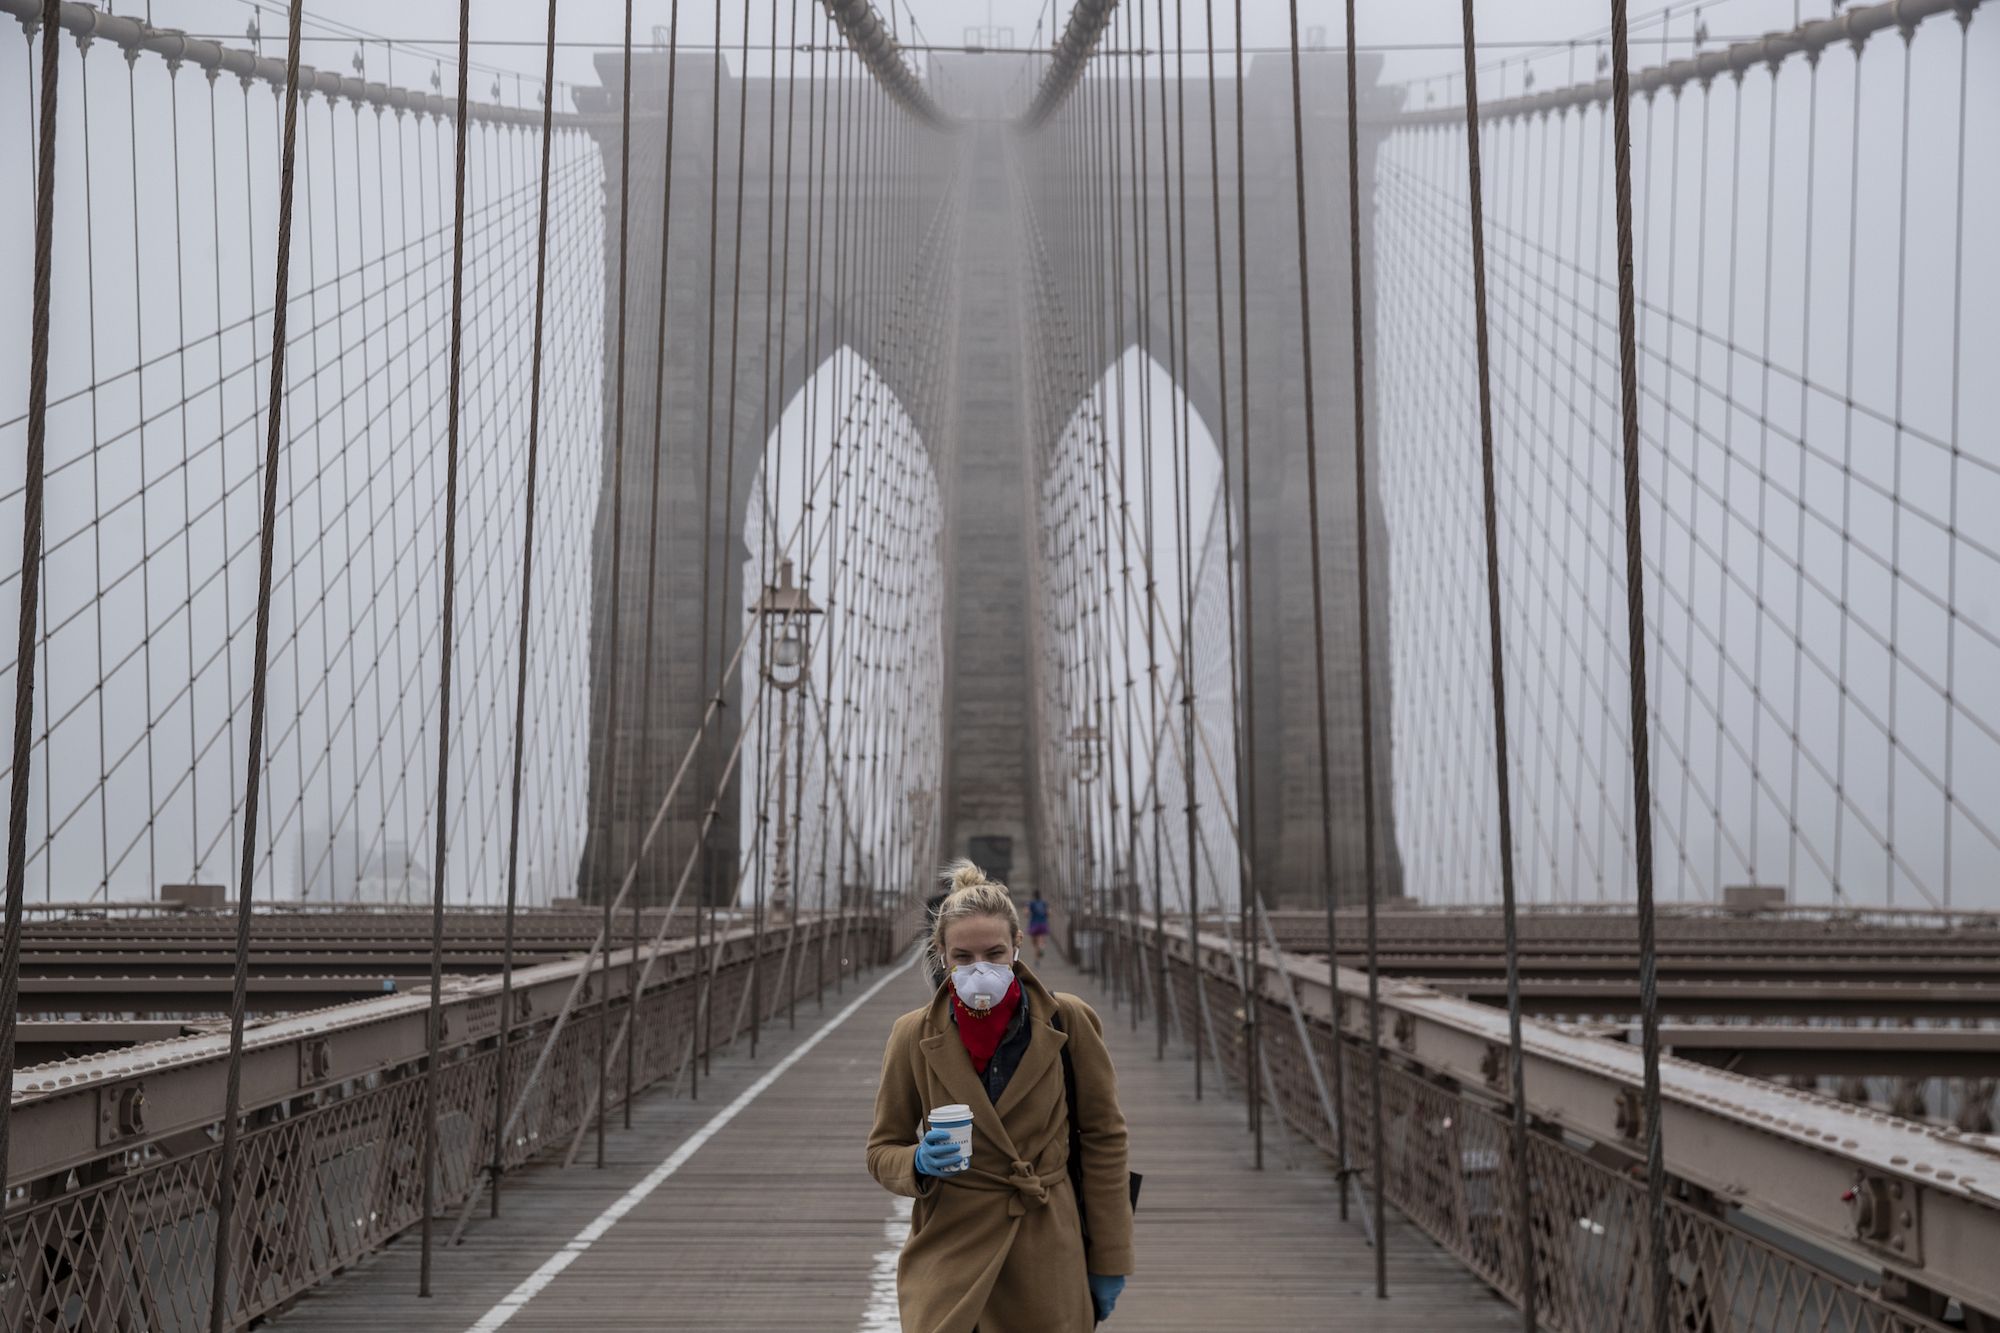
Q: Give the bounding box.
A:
[1,0,1994,909]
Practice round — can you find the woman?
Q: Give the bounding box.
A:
[868,863,1134,1331]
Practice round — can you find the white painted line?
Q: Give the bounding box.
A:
[856,1196,914,1332]
[466,957,914,1333]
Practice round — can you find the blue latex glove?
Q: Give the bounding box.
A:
[913,1127,963,1178]
[1088,1273,1126,1322]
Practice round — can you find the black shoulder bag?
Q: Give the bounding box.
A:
[1049,1003,1142,1250]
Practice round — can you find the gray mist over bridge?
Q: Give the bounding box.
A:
[0,0,1998,1329]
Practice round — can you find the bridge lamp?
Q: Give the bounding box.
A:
[754,558,822,693]
[1069,723,1102,785]
[753,559,821,921]
[1067,723,1106,963]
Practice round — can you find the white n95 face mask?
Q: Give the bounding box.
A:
[950,959,1015,1012]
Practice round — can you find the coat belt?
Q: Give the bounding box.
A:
[953,1159,1069,1218]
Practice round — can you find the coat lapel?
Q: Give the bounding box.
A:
[919,989,1016,1158]
[995,988,1066,1119]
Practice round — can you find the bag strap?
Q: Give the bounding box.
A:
[1050,1002,1090,1242]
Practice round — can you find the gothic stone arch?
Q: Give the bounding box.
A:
[577,49,1404,909]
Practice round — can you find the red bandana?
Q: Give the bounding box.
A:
[952,979,1023,1074]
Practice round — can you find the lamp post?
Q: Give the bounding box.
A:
[1069,722,1102,785]
[1069,723,1102,967]
[753,559,821,922]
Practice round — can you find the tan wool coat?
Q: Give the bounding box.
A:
[866,963,1135,1333]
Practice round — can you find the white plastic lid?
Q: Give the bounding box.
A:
[929,1103,973,1124]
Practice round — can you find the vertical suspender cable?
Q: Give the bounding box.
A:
[1604,3,1670,1327]
[123,45,159,902]
[1167,0,1205,1106]
[1089,67,1121,992]
[1282,0,1343,1194]
[488,0,563,1222]
[633,0,685,1120]
[863,82,891,927]
[1455,1,1535,1325]
[696,0,728,1065]
[1107,0,1141,1020]
[1324,0,1387,1290]
[1231,0,1261,1166]
[835,52,867,971]
[804,4,830,1009]
[79,39,105,906]
[718,0,756,1058]
[692,782,707,1097]
[597,0,638,1173]
[1942,0,1972,913]
[1132,0,1166,1062]
[210,3,306,1328]
[773,0,802,1033]
[0,0,61,1205]
[419,0,476,1296]
[826,50,853,996]
[1197,0,1238,1111]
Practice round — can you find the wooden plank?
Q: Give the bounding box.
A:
[1035,949,1516,1331]
[270,963,927,1331]
[269,951,1514,1331]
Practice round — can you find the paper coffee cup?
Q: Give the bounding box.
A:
[929,1103,973,1174]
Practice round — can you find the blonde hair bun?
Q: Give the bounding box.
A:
[929,861,1022,975]
[944,859,989,892]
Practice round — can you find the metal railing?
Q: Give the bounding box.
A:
[1,914,890,1331]
[1104,916,2000,1332]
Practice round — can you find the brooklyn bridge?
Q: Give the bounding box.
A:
[0,0,1996,1327]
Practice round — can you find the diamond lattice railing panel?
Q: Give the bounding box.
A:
[0,926,885,1333]
[1139,943,1958,1333]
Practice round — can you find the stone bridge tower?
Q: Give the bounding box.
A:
[574,48,1402,911]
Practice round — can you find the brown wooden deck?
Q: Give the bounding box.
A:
[268,950,1514,1331]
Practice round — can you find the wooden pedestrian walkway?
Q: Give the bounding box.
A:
[269,950,1513,1331]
